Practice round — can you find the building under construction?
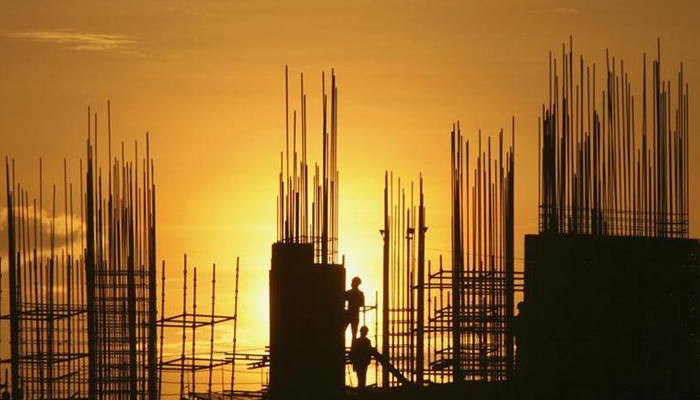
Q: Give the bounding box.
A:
[1,105,247,400]
[379,122,519,388]
[2,104,159,400]
[265,65,522,399]
[524,40,699,397]
[268,68,346,400]
[266,43,699,400]
[0,40,698,400]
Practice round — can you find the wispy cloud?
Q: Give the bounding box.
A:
[531,6,581,16]
[551,7,580,15]
[3,30,140,55]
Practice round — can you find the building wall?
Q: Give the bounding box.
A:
[523,234,700,395]
[269,242,345,400]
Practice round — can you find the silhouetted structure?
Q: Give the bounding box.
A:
[3,103,158,399]
[380,124,520,388]
[84,106,158,400]
[270,243,345,399]
[525,39,699,397]
[157,257,241,400]
[5,40,696,400]
[427,124,519,383]
[1,105,252,400]
[2,104,159,400]
[525,234,699,394]
[269,67,346,400]
[3,159,89,400]
[381,173,425,386]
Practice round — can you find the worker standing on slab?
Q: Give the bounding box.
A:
[350,326,373,389]
[344,276,365,340]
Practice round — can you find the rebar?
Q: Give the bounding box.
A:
[539,39,689,238]
[277,67,340,264]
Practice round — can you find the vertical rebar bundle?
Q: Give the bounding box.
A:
[2,103,261,400]
[84,105,158,400]
[2,103,159,400]
[380,122,518,386]
[540,39,689,238]
[425,122,517,383]
[277,67,340,265]
[382,173,425,386]
[3,159,89,400]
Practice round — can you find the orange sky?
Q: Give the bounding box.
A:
[1,0,699,392]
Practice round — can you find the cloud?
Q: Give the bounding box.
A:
[0,205,86,261]
[531,6,581,16]
[550,7,580,15]
[3,30,140,55]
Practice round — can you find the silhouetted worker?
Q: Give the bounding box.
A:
[344,276,365,340]
[514,301,528,377]
[350,326,373,389]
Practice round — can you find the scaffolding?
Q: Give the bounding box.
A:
[2,159,89,400]
[381,123,521,387]
[380,173,424,386]
[86,105,159,400]
[440,123,519,382]
[157,256,242,400]
[2,104,159,400]
[1,103,268,400]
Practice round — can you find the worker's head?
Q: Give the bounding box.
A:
[351,276,362,288]
[360,326,369,337]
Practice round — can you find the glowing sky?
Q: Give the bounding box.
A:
[1,0,699,392]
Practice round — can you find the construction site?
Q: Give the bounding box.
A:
[0,39,698,400]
